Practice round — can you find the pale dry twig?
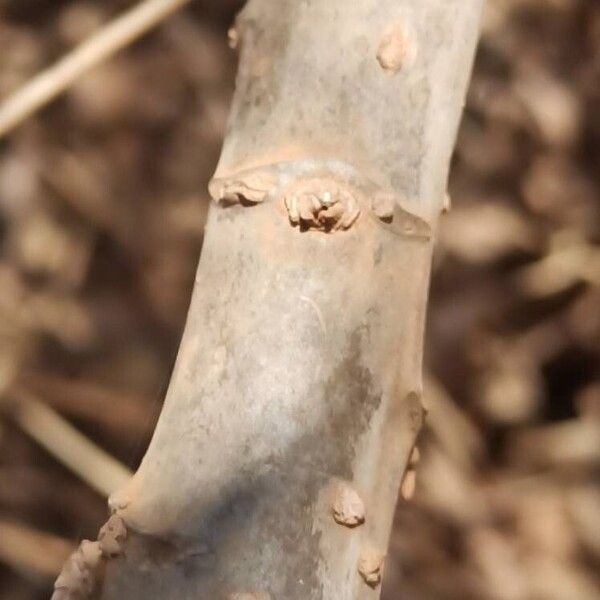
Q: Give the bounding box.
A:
[0,0,193,139]
[10,389,132,497]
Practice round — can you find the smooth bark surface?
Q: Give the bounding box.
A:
[53,1,484,598]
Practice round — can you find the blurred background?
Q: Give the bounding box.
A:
[0,0,598,598]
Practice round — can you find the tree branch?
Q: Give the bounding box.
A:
[52,0,484,598]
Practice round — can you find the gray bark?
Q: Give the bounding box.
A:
[53,1,484,599]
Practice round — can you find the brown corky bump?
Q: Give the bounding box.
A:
[52,540,103,600]
[376,21,417,73]
[358,546,385,588]
[331,481,366,527]
[98,514,127,557]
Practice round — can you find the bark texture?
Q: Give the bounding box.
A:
[53,1,484,598]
